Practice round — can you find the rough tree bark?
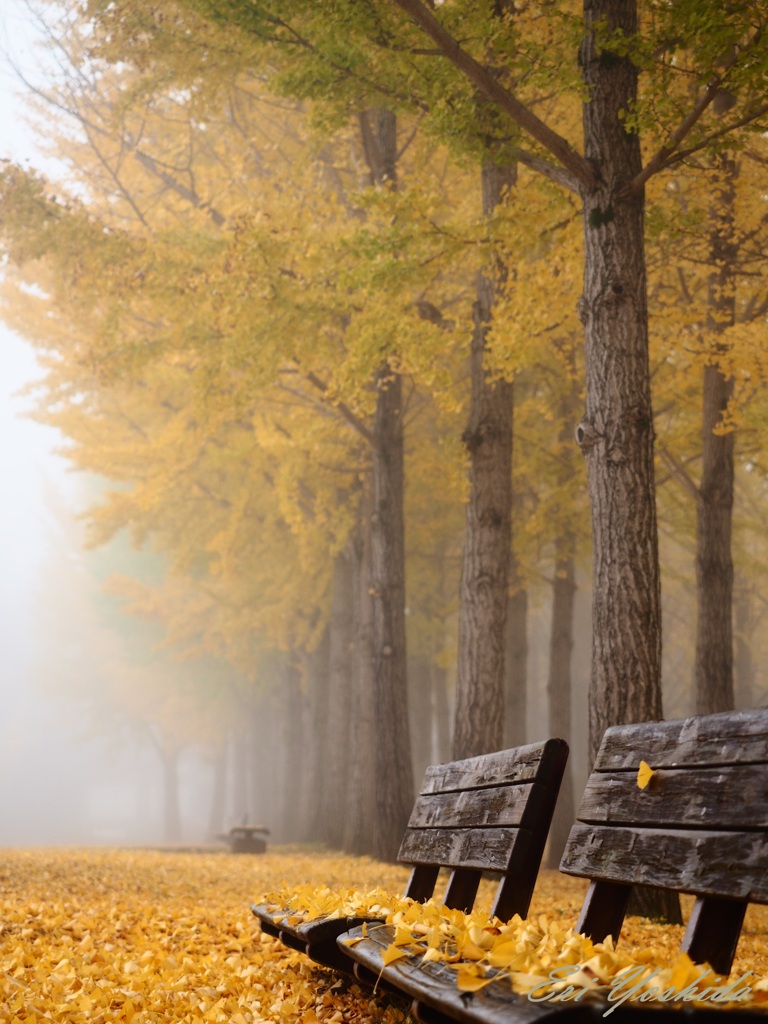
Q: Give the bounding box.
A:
[578,0,663,764]
[453,160,517,759]
[695,151,737,714]
[579,0,680,923]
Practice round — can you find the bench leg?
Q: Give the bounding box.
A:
[681,896,746,978]
[405,865,441,903]
[443,868,482,913]
[575,880,632,944]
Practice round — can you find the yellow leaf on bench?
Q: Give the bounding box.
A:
[456,966,494,992]
[637,761,656,790]
[382,944,409,966]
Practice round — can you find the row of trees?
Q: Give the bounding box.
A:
[2,1,768,879]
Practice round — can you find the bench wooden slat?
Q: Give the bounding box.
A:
[561,822,768,902]
[343,923,559,1024]
[407,783,537,830]
[421,742,565,794]
[594,708,768,770]
[575,765,768,830]
[399,826,530,873]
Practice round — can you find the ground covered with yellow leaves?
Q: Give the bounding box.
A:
[1,847,767,1023]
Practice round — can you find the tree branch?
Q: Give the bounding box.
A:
[631,26,767,192]
[388,0,596,192]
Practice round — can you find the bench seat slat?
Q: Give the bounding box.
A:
[594,708,768,771]
[343,923,560,1024]
[561,822,768,902]
[576,765,768,830]
[407,783,538,830]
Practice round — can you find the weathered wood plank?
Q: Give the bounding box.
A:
[421,739,566,794]
[339,924,567,1024]
[575,766,768,830]
[398,826,526,872]
[407,783,537,830]
[594,708,768,771]
[561,823,768,902]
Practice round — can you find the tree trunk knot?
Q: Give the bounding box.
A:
[575,420,599,450]
[479,508,503,528]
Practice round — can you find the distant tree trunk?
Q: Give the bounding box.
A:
[318,549,355,848]
[546,546,576,867]
[734,578,755,710]
[207,739,227,838]
[279,660,305,843]
[359,107,414,861]
[409,652,434,787]
[343,498,378,854]
[303,629,330,842]
[232,710,250,823]
[371,363,414,860]
[161,747,182,843]
[431,655,451,763]
[453,160,516,759]
[695,151,737,714]
[504,578,528,748]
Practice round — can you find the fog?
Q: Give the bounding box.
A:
[0,326,217,846]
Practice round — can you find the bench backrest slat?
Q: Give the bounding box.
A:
[576,765,768,831]
[593,708,768,770]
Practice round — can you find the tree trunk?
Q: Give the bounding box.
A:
[453,160,517,759]
[579,0,663,762]
[546,547,576,867]
[359,108,415,860]
[504,579,528,748]
[343,497,378,854]
[318,548,355,847]
[734,577,755,709]
[431,655,451,763]
[580,0,678,925]
[371,364,414,860]
[695,153,737,714]
[303,629,331,842]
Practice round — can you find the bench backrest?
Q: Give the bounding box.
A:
[398,738,569,922]
[560,707,768,974]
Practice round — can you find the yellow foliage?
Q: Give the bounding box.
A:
[0,848,410,1024]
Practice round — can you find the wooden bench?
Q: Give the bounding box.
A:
[251,738,569,973]
[220,825,270,854]
[341,708,768,1022]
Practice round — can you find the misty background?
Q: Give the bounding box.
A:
[0,2,216,846]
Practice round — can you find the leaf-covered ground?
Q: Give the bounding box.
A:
[1,847,767,1023]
